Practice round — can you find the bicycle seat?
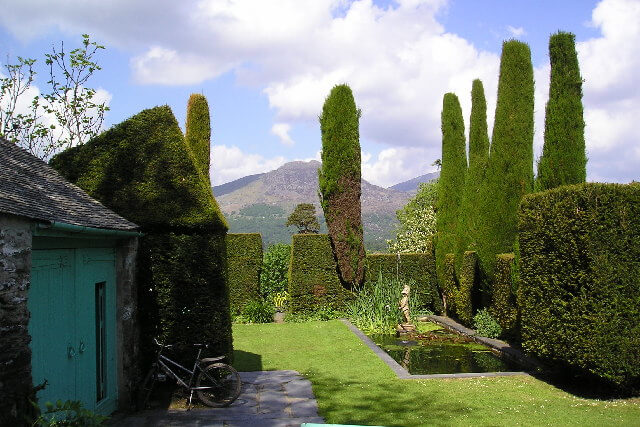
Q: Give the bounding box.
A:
[201,356,225,363]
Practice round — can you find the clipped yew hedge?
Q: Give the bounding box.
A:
[490,253,518,337]
[288,234,352,314]
[455,251,476,326]
[518,183,640,389]
[366,251,442,313]
[442,253,457,316]
[51,105,232,363]
[226,233,263,315]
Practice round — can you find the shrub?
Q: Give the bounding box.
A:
[518,183,640,389]
[455,251,476,326]
[473,308,502,339]
[241,300,275,324]
[33,400,107,426]
[318,84,365,289]
[490,253,518,337]
[536,32,586,191]
[288,234,353,314]
[387,180,438,253]
[260,243,291,301]
[226,233,263,315]
[366,250,442,313]
[477,40,534,284]
[436,93,467,290]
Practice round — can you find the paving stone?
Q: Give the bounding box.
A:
[283,379,315,399]
[287,397,320,418]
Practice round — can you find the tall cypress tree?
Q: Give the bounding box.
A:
[436,93,467,287]
[537,31,586,190]
[185,93,211,185]
[457,79,490,268]
[318,84,365,289]
[478,40,534,280]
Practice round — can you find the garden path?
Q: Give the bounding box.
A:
[111,370,324,427]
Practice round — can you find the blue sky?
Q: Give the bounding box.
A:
[1,0,637,187]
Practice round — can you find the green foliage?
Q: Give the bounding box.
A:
[455,251,476,326]
[226,233,263,315]
[284,306,344,323]
[260,243,291,302]
[537,31,586,191]
[241,300,275,324]
[457,80,490,268]
[436,93,467,289]
[441,253,457,316]
[51,105,232,364]
[0,34,109,159]
[477,40,534,283]
[518,183,640,389]
[347,275,422,334]
[50,105,227,232]
[138,233,232,363]
[286,203,320,234]
[365,251,442,314]
[33,400,107,426]
[387,180,438,253]
[473,308,502,339]
[185,93,211,184]
[490,253,518,337]
[287,234,353,314]
[318,84,365,288]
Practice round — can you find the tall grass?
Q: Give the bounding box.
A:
[346,274,426,334]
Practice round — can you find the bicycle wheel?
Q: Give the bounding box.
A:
[137,363,158,410]
[196,363,242,407]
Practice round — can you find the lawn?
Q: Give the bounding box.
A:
[232,320,640,427]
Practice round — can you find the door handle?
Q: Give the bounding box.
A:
[79,340,86,354]
[67,345,76,359]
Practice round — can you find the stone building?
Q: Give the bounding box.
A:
[0,139,140,425]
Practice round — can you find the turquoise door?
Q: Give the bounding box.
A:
[29,247,118,415]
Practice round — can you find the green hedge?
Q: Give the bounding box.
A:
[441,253,457,316]
[138,233,232,362]
[518,183,640,389]
[490,253,518,337]
[455,251,476,326]
[51,105,232,363]
[226,233,263,315]
[366,251,442,313]
[288,234,352,314]
[50,105,227,232]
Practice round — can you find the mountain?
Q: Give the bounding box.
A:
[213,160,414,250]
[389,171,439,192]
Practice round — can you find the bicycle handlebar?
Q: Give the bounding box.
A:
[153,338,207,349]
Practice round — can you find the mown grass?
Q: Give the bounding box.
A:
[232,320,639,427]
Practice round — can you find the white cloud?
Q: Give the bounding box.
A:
[270,122,295,146]
[210,144,286,185]
[507,26,526,37]
[362,146,439,188]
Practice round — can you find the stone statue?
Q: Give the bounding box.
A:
[399,283,411,324]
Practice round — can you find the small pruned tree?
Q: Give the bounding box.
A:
[536,31,586,190]
[318,83,365,290]
[185,93,211,183]
[0,34,109,159]
[286,203,320,234]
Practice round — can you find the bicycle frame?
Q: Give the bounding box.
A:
[154,344,217,393]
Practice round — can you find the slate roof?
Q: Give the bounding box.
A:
[0,139,138,231]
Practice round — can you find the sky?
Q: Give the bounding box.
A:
[0,0,638,188]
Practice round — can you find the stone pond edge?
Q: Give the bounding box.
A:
[340,318,534,380]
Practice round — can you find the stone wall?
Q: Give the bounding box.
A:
[0,215,36,426]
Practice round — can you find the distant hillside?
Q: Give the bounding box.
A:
[212,160,414,250]
[389,171,439,193]
[213,172,264,197]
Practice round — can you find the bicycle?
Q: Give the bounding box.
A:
[137,339,242,409]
